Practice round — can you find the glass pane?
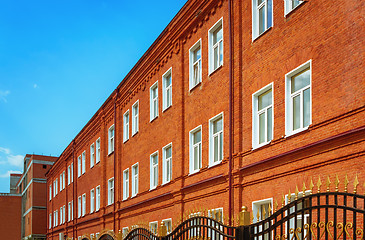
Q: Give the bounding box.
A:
[219,40,223,66]
[292,0,300,8]
[193,130,201,144]
[167,160,171,180]
[194,47,201,62]
[303,88,310,127]
[258,0,264,6]
[213,118,222,133]
[214,46,218,69]
[267,0,272,28]
[293,95,301,130]
[267,107,273,141]
[193,62,200,84]
[259,5,266,35]
[214,135,219,162]
[259,113,266,144]
[291,68,310,93]
[219,133,223,160]
[154,168,158,186]
[167,88,171,106]
[166,147,171,158]
[194,146,199,170]
[258,89,272,110]
[213,26,222,45]
[198,144,201,168]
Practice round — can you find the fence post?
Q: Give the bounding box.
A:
[159,221,167,240]
[237,206,251,240]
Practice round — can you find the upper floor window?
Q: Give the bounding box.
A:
[123,169,129,200]
[90,143,95,168]
[162,68,172,111]
[60,173,63,191]
[209,18,223,74]
[253,84,273,148]
[95,185,100,211]
[189,126,202,174]
[150,152,158,190]
[78,196,81,218]
[209,113,223,165]
[162,143,172,184]
[77,155,81,177]
[132,101,139,136]
[68,201,73,221]
[150,82,158,121]
[285,60,311,136]
[90,188,95,213]
[252,0,273,40]
[96,138,101,164]
[49,185,52,201]
[123,110,130,142]
[189,39,202,90]
[285,0,304,15]
[108,125,115,154]
[67,165,71,185]
[132,163,139,197]
[49,213,52,229]
[82,193,86,216]
[82,151,86,174]
[70,163,73,182]
[108,178,114,205]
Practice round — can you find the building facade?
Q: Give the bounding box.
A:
[46,0,365,239]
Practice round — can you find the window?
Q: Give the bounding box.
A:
[68,202,71,221]
[189,212,202,238]
[96,138,101,164]
[132,163,139,197]
[54,210,58,226]
[96,186,100,211]
[82,193,86,216]
[96,233,100,239]
[123,169,129,200]
[208,208,224,240]
[209,113,223,165]
[71,163,74,182]
[150,82,158,121]
[108,125,115,154]
[63,205,66,224]
[67,165,71,185]
[162,219,172,234]
[78,196,81,218]
[108,178,114,205]
[82,151,86,174]
[49,185,52,201]
[77,155,81,177]
[62,172,65,190]
[253,84,273,148]
[162,144,172,184]
[90,188,95,213]
[209,18,223,73]
[285,60,311,136]
[150,152,158,190]
[189,39,202,89]
[284,0,304,15]
[60,173,63,191]
[149,221,158,235]
[54,179,58,196]
[90,143,95,168]
[189,126,202,174]
[122,227,129,238]
[285,191,310,238]
[49,213,52,229]
[132,101,139,135]
[162,68,172,111]
[123,110,130,142]
[252,0,273,39]
[252,198,273,240]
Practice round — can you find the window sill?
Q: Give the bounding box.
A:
[208,64,223,77]
[285,1,306,18]
[162,105,172,113]
[95,161,100,165]
[90,165,94,169]
[122,198,128,202]
[132,131,139,137]
[252,141,272,151]
[150,116,158,123]
[123,138,129,144]
[131,194,137,198]
[285,125,310,138]
[161,180,171,186]
[252,27,272,43]
[189,82,202,92]
[208,160,222,168]
[149,187,157,191]
[108,151,114,157]
[188,170,201,176]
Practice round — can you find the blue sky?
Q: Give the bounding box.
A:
[0,0,187,192]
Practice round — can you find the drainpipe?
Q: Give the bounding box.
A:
[228,0,233,227]
[113,88,119,233]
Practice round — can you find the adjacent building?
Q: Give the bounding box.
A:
[46,0,365,239]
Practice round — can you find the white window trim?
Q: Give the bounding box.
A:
[108,177,114,205]
[123,168,129,200]
[149,221,159,235]
[90,188,95,213]
[252,0,274,40]
[162,218,173,234]
[71,163,74,183]
[82,193,86,217]
[49,185,52,201]
[252,198,273,223]
[123,110,130,143]
[131,163,139,197]
[209,112,224,167]
[77,155,81,177]
[285,190,311,235]
[150,151,159,190]
[252,83,274,149]
[90,143,95,168]
[162,143,172,185]
[95,185,100,211]
[284,0,304,16]
[82,151,86,174]
[150,81,159,121]
[208,17,224,74]
[162,67,173,111]
[189,125,202,175]
[132,100,139,136]
[78,196,81,218]
[285,60,312,137]
[189,39,202,91]
[49,213,52,229]
[96,138,101,164]
[67,165,71,185]
[108,125,115,154]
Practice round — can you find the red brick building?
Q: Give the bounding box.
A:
[46,0,365,239]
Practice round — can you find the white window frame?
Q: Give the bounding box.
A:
[60,173,63,191]
[82,151,86,174]
[67,165,71,185]
[108,125,115,154]
[108,177,114,205]
[285,191,311,238]
[96,138,101,164]
[78,196,81,218]
[60,206,63,225]
[49,213,52,229]
[189,39,202,90]
[252,0,273,40]
[62,172,65,189]
[82,193,86,216]
[162,218,173,234]
[207,208,224,240]
[162,68,172,111]
[284,0,304,16]
[90,188,95,213]
[68,202,71,222]
[71,163,73,182]
[150,151,159,190]
[132,100,139,136]
[131,163,139,197]
[49,185,52,201]
[77,155,81,177]
[208,18,223,74]
[162,143,172,184]
[150,81,159,121]
[189,125,202,174]
[149,221,158,235]
[63,205,66,224]
[95,185,100,211]
[252,83,274,149]
[55,210,58,226]
[252,198,273,240]
[122,227,129,238]
[209,112,224,166]
[285,60,312,137]
[90,143,95,168]
[123,168,129,200]
[123,110,130,142]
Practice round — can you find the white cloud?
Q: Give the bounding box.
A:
[0,147,10,155]
[0,170,22,178]
[7,155,24,168]
[33,84,38,89]
[0,90,10,103]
